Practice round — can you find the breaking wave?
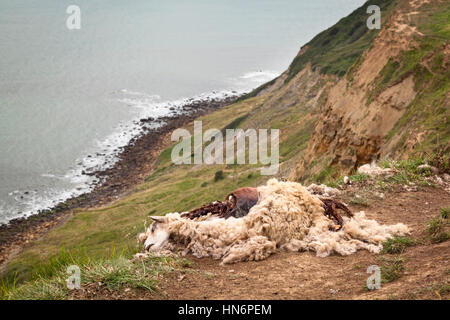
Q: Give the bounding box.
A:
[0,88,245,225]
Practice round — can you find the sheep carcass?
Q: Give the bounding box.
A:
[138,180,409,264]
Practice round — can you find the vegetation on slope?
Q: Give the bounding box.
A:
[0,97,269,298]
[1,248,191,300]
[1,0,449,299]
[0,75,326,298]
[244,0,395,100]
[374,3,450,156]
[287,0,394,80]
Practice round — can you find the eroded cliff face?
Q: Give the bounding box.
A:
[288,0,449,181]
[243,64,339,178]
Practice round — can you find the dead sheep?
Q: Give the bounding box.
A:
[137,179,409,264]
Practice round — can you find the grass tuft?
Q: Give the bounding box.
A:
[286,0,393,82]
[350,196,371,207]
[382,236,414,254]
[379,256,406,283]
[427,215,450,244]
[350,173,371,182]
[440,207,450,219]
[214,170,225,182]
[1,254,191,300]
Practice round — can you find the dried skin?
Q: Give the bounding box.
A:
[181,187,259,219]
[320,198,353,230]
[182,187,352,231]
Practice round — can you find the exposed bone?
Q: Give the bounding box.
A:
[181,186,352,231]
[181,187,259,220]
[319,198,353,230]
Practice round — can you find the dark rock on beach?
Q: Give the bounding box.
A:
[0,94,242,266]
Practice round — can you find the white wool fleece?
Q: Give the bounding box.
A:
[142,179,409,264]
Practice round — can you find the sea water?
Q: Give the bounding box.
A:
[0,0,365,224]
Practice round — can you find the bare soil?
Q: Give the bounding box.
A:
[71,186,450,300]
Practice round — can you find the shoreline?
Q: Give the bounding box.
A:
[0,93,243,266]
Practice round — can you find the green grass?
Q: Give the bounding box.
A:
[427,215,450,244]
[157,145,175,167]
[311,156,436,188]
[286,0,394,82]
[1,254,191,300]
[214,170,225,182]
[222,114,249,130]
[0,97,270,295]
[279,120,316,162]
[382,236,415,254]
[350,196,371,207]
[350,173,371,182]
[390,172,410,184]
[311,159,339,185]
[244,0,395,99]
[379,256,406,283]
[367,58,401,105]
[320,156,442,195]
[440,207,450,219]
[0,246,139,298]
[383,158,435,185]
[2,275,68,300]
[437,284,450,297]
[388,158,425,174]
[2,0,448,300]
[427,148,450,174]
[324,180,342,189]
[380,3,450,156]
[419,3,450,39]
[237,77,278,100]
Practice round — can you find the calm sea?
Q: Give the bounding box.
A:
[0,0,365,223]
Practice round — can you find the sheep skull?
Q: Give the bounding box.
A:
[141,216,170,251]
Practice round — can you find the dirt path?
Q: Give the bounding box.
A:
[71,186,449,300]
[142,187,449,300]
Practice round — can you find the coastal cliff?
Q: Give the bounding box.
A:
[288,0,449,181]
[242,0,449,183]
[1,0,449,300]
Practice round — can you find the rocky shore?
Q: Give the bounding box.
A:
[0,93,242,266]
